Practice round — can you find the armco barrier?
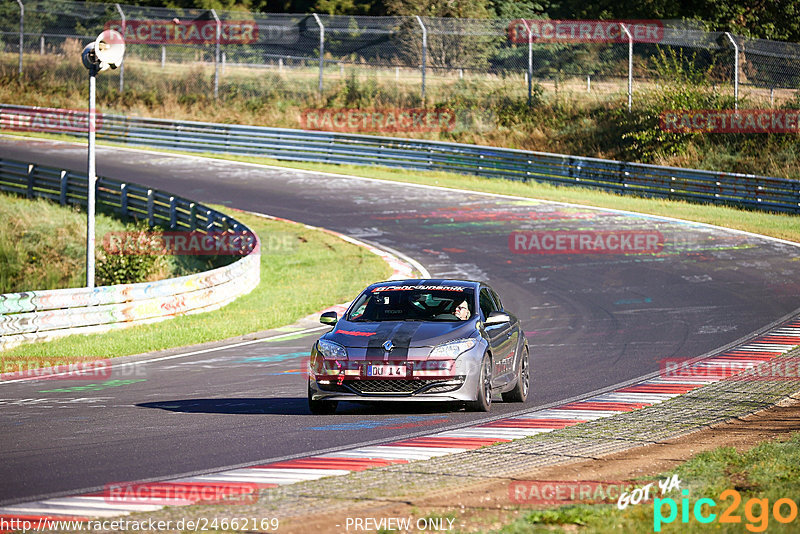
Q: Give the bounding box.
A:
[1,104,798,213]
[0,157,260,351]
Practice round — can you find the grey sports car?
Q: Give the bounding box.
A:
[307,279,529,413]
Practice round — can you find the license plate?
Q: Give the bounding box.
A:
[365,364,407,377]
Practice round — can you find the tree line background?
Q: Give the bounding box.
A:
[81,0,800,43]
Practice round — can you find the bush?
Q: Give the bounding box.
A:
[95,222,167,286]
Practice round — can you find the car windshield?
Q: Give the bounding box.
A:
[347,287,475,322]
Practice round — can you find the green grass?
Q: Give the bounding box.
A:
[0,208,391,368]
[0,192,129,292]
[492,432,800,533]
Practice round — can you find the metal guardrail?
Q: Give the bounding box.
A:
[0,156,260,351]
[1,104,796,214]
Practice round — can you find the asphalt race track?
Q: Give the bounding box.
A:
[2,137,799,504]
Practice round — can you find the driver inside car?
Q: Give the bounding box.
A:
[454,300,471,321]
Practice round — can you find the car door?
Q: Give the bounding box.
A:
[489,287,520,384]
[479,287,514,385]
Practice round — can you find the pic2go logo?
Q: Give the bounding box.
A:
[654,489,799,532]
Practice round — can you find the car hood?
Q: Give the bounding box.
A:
[325,318,477,359]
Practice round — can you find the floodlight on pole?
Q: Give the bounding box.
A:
[81,29,125,289]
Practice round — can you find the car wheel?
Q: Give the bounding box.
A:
[467,353,492,412]
[502,345,529,403]
[308,382,338,415]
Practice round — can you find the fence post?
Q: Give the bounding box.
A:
[161,45,165,68]
[724,32,739,111]
[415,16,427,102]
[115,4,125,93]
[211,9,221,99]
[520,19,533,106]
[619,23,633,112]
[312,13,324,95]
[16,0,23,76]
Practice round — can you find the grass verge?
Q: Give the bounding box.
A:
[496,430,800,533]
[0,208,391,367]
[0,192,127,292]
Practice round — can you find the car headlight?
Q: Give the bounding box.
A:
[318,339,347,360]
[429,338,477,359]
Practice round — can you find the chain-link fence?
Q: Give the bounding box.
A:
[1,1,800,109]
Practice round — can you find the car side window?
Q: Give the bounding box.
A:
[479,288,498,318]
[489,288,503,311]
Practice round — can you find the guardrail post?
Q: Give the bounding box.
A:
[189,202,197,231]
[205,209,214,231]
[312,13,325,95]
[147,189,155,227]
[211,9,221,100]
[16,0,23,76]
[115,3,125,93]
[59,170,67,205]
[620,23,633,112]
[26,163,34,199]
[169,196,177,229]
[724,32,739,111]
[120,183,128,218]
[415,16,427,103]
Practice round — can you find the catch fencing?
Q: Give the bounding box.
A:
[1,104,796,214]
[0,155,261,351]
[2,2,800,108]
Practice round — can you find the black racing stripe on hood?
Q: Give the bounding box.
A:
[367,322,398,350]
[365,321,422,359]
[387,321,422,358]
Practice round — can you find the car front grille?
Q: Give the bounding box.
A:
[345,377,464,395]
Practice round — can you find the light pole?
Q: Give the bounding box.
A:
[81,29,125,288]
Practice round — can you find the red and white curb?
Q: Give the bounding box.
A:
[2,320,798,527]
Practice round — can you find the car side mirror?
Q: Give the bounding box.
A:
[485,311,510,325]
[320,311,338,325]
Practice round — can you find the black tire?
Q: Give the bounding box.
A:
[308,383,338,415]
[467,353,492,412]
[502,345,530,403]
